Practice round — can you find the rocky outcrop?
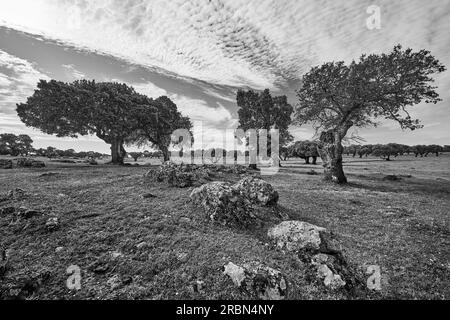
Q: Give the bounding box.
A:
[190,177,279,226]
[267,221,349,291]
[190,182,254,226]
[267,221,326,252]
[223,262,287,300]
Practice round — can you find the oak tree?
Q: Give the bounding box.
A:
[295,45,445,183]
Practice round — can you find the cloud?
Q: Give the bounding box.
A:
[0,49,49,114]
[1,0,449,148]
[1,0,448,90]
[62,63,85,79]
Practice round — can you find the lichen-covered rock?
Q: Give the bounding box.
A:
[316,264,346,290]
[0,159,13,169]
[267,221,326,252]
[190,177,279,226]
[223,262,287,300]
[16,158,45,168]
[234,176,279,206]
[190,182,254,226]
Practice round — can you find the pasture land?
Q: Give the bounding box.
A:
[0,154,449,299]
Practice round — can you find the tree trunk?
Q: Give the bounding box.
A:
[305,157,310,164]
[110,138,125,165]
[318,129,347,184]
[312,156,317,165]
[161,146,170,162]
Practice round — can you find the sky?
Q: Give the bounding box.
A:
[0,0,449,153]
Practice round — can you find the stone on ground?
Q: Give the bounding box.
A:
[267,221,326,252]
[190,182,254,226]
[223,262,287,300]
[234,176,279,206]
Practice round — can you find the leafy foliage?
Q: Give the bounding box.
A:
[237,89,294,148]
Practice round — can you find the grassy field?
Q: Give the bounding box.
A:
[0,154,449,300]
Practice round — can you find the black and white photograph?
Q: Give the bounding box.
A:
[0,0,449,308]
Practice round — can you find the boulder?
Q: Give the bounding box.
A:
[234,176,279,206]
[190,177,279,226]
[267,221,326,252]
[190,182,254,226]
[0,159,13,169]
[223,262,287,300]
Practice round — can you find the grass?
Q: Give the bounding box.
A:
[0,154,449,300]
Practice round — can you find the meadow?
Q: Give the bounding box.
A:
[0,154,449,299]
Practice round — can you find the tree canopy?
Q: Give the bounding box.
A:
[0,133,34,156]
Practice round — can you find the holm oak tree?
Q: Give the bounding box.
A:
[294,45,446,183]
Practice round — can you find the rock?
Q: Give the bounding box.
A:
[190,177,279,226]
[223,262,287,300]
[45,217,59,231]
[0,159,13,169]
[268,221,326,252]
[190,181,254,226]
[223,262,246,286]
[316,264,346,290]
[234,176,279,206]
[16,158,45,168]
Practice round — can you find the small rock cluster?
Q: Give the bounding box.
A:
[190,177,278,226]
[223,262,287,300]
[16,158,46,168]
[0,159,13,169]
[267,220,348,290]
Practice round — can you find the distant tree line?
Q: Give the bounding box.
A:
[344,143,448,160]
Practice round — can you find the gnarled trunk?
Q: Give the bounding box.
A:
[318,129,348,184]
[110,138,125,165]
